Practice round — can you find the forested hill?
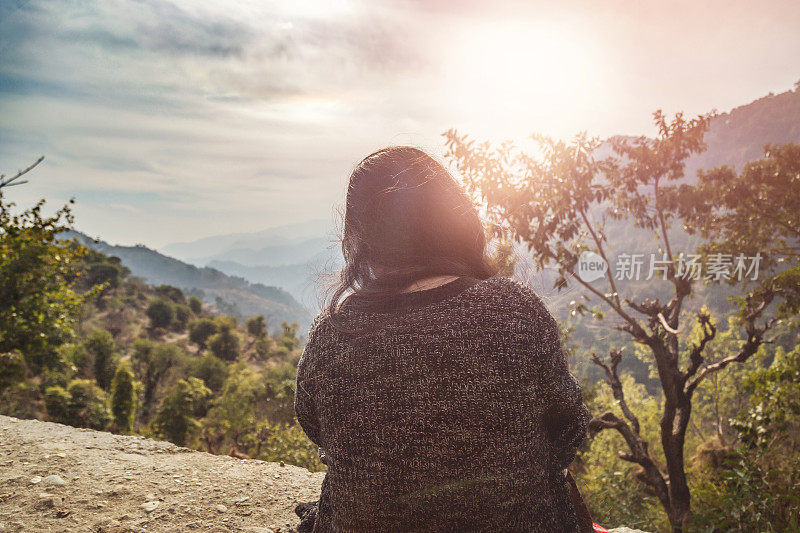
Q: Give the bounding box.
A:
[63,231,312,328]
[689,84,800,174]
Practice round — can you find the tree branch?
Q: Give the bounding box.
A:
[0,156,44,189]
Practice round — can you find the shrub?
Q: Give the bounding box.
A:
[146,298,175,329]
[173,304,192,332]
[246,315,267,339]
[188,296,203,315]
[84,329,120,390]
[191,352,228,393]
[188,318,218,348]
[110,361,138,433]
[208,321,241,362]
[152,377,210,446]
[45,379,111,430]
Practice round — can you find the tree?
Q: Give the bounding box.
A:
[152,377,210,446]
[444,112,778,531]
[130,339,188,419]
[190,352,228,392]
[278,321,299,351]
[246,315,267,339]
[45,379,112,430]
[680,142,800,317]
[173,304,192,332]
[146,298,175,329]
[188,318,218,348]
[84,329,120,390]
[208,318,241,361]
[110,361,138,433]
[188,296,203,315]
[1,158,88,371]
[203,364,261,453]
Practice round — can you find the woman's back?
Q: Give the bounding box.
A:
[295,276,590,532]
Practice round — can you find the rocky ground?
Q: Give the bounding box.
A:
[0,415,647,533]
[0,415,323,532]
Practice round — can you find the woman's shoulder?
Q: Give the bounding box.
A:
[463,276,557,326]
[464,276,546,306]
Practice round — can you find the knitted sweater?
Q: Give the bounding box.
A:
[294,276,591,532]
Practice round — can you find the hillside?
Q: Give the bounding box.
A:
[0,416,647,533]
[65,231,312,329]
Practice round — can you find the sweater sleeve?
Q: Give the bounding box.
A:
[517,283,590,471]
[294,316,324,447]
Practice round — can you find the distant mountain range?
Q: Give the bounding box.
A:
[64,231,313,328]
[156,85,800,313]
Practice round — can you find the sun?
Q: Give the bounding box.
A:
[444,21,603,138]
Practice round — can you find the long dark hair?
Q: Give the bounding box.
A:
[326,146,498,329]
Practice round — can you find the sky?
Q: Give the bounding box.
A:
[1,0,799,248]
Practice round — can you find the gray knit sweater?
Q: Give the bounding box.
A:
[295,276,590,532]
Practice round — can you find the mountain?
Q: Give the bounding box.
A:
[161,219,335,264]
[64,231,312,328]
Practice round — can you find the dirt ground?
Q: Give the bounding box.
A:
[0,415,323,532]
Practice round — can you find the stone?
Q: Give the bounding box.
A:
[215,504,228,513]
[140,500,159,513]
[42,474,67,486]
[34,493,55,510]
[29,476,42,484]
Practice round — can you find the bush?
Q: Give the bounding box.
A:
[173,304,192,332]
[188,318,218,348]
[152,377,210,446]
[188,296,203,315]
[254,337,274,359]
[154,285,185,304]
[250,422,325,472]
[110,361,138,433]
[208,320,241,362]
[84,329,120,390]
[45,379,111,430]
[146,298,175,329]
[191,352,228,393]
[246,315,267,339]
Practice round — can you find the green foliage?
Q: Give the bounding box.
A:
[188,318,218,348]
[154,284,186,304]
[173,304,192,332]
[0,350,26,390]
[45,379,111,430]
[110,361,138,433]
[204,364,261,449]
[682,142,800,317]
[278,321,299,351]
[246,315,267,339]
[190,352,228,392]
[733,345,800,448]
[250,421,324,472]
[146,298,175,329]
[188,296,203,315]
[152,377,210,446]
[208,318,241,361]
[691,451,800,532]
[0,188,87,371]
[76,249,129,290]
[579,375,667,531]
[130,339,189,418]
[254,337,274,359]
[84,329,120,390]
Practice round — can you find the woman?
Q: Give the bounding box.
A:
[295,146,591,532]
